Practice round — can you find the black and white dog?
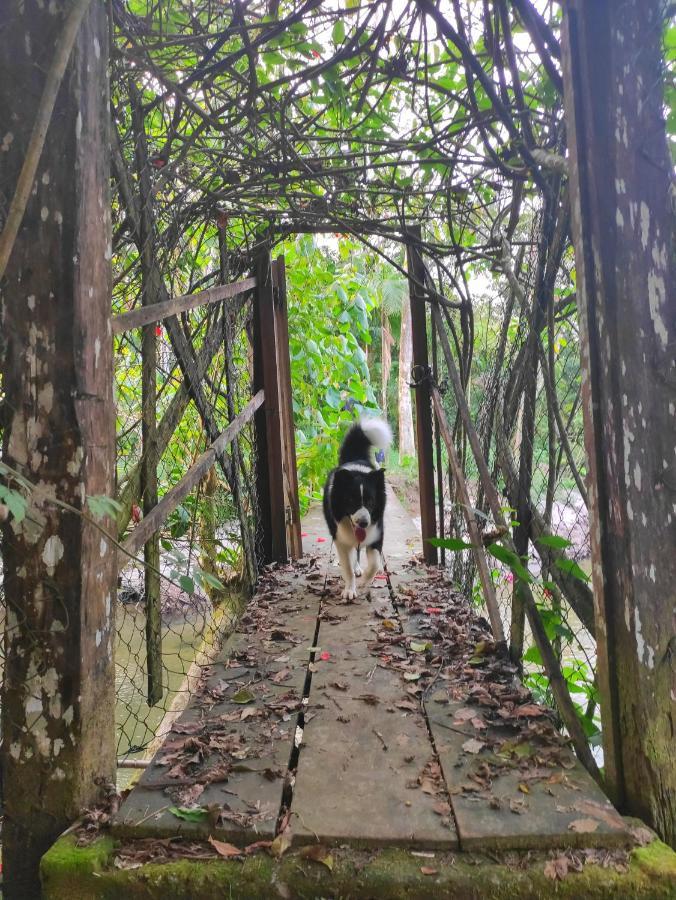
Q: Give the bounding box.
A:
[323,418,392,600]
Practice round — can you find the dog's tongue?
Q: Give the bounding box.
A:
[354,525,367,543]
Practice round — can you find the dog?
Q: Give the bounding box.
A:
[322,417,392,599]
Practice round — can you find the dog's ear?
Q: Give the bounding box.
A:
[369,467,386,481]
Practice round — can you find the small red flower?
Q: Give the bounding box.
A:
[311,49,321,59]
[317,537,326,543]
[426,607,442,615]
[150,156,166,169]
[301,532,308,537]
[155,325,162,337]
[319,651,331,661]
[131,504,141,524]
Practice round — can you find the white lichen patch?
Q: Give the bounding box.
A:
[40,206,49,221]
[100,537,108,557]
[42,534,64,574]
[38,382,54,414]
[1,131,14,151]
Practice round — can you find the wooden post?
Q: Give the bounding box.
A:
[562,0,676,843]
[0,2,115,895]
[252,245,288,565]
[272,256,303,559]
[130,85,162,707]
[406,227,438,564]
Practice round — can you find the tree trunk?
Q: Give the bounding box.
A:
[398,293,415,459]
[0,1,115,894]
[381,309,394,417]
[562,0,676,846]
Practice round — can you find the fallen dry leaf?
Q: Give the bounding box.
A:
[544,856,569,880]
[462,738,485,755]
[269,830,292,858]
[299,844,334,870]
[568,818,599,833]
[208,836,243,858]
[420,866,439,876]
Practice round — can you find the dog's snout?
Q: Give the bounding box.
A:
[357,516,369,528]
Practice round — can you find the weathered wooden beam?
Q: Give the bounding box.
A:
[121,391,264,563]
[0,2,115,894]
[110,277,256,335]
[562,0,676,843]
[272,255,303,559]
[406,227,438,564]
[115,317,227,538]
[252,246,288,565]
[431,386,505,644]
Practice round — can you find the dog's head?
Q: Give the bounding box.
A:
[332,467,385,530]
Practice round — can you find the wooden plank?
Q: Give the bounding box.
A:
[291,589,458,849]
[272,256,303,559]
[121,391,264,562]
[427,694,629,851]
[110,277,256,334]
[112,565,322,843]
[406,227,437,564]
[431,385,505,644]
[253,246,288,565]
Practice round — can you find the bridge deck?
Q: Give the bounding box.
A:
[112,490,628,853]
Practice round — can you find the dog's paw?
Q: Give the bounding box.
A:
[341,586,357,601]
[353,564,363,578]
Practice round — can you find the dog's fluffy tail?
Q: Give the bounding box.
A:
[339,417,392,465]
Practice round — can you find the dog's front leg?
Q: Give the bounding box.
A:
[336,542,357,600]
[360,547,382,587]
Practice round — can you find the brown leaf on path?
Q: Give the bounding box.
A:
[330,681,348,691]
[568,818,600,833]
[270,830,292,858]
[462,738,485,754]
[515,703,545,717]
[420,866,439,876]
[271,668,291,684]
[208,836,243,858]
[518,782,530,794]
[544,856,569,880]
[299,844,334,870]
[573,798,624,829]
[433,801,451,816]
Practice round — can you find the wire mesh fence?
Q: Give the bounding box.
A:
[420,229,599,751]
[113,295,258,762]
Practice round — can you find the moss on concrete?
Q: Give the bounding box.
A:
[42,834,676,900]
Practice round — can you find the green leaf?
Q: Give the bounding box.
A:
[486,543,532,583]
[536,534,572,550]
[410,640,432,653]
[232,688,255,704]
[332,19,345,45]
[87,494,122,521]
[0,484,28,523]
[429,536,474,551]
[179,575,195,594]
[169,806,209,822]
[555,558,591,582]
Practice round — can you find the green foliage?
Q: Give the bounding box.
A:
[284,234,384,511]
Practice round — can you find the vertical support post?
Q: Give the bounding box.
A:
[252,244,288,565]
[0,2,115,894]
[130,86,162,706]
[219,231,258,589]
[562,0,676,843]
[272,256,303,559]
[431,310,445,567]
[406,227,438,564]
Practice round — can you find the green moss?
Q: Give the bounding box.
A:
[42,834,676,900]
